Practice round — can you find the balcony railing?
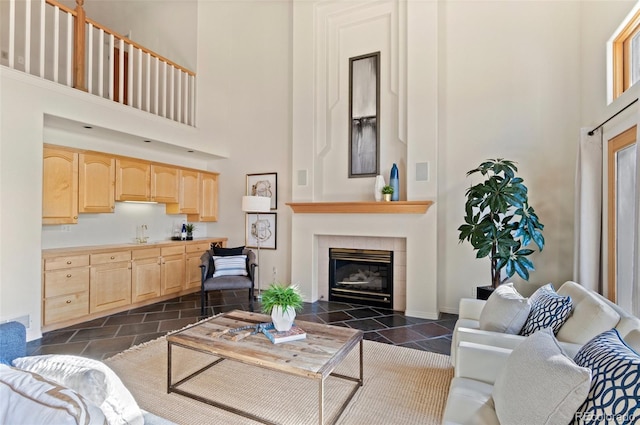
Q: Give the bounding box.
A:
[1,0,196,126]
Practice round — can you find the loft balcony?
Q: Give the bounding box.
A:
[1,0,196,127]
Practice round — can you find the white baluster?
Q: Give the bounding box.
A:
[53,6,59,83]
[129,42,135,106]
[190,75,196,126]
[87,23,93,93]
[146,52,151,112]
[162,61,167,117]
[98,29,104,97]
[108,34,114,100]
[24,0,31,74]
[137,47,142,109]
[169,65,175,120]
[118,38,124,103]
[177,69,182,123]
[8,0,15,69]
[154,57,159,114]
[66,12,72,86]
[39,0,45,78]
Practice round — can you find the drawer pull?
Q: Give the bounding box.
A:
[66,274,72,278]
[66,300,71,304]
[66,261,72,264]
[110,256,115,260]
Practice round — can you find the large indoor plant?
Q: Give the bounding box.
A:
[261,283,304,331]
[458,158,545,289]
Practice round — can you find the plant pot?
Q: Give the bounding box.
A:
[186,233,193,240]
[476,285,495,300]
[383,194,392,202]
[271,305,296,332]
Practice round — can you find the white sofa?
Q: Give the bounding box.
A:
[450,280,640,363]
[443,281,640,424]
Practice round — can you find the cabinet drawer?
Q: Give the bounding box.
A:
[44,292,89,325]
[91,251,132,264]
[44,268,89,297]
[161,245,184,256]
[44,255,90,271]
[185,242,211,254]
[131,248,161,260]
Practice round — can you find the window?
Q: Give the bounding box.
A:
[611,5,640,100]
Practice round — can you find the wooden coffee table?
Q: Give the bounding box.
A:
[166,310,364,425]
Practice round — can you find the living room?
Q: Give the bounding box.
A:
[2,0,640,423]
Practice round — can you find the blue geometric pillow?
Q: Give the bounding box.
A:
[519,284,572,336]
[572,329,640,425]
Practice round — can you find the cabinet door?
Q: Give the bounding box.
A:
[79,153,115,213]
[185,252,203,290]
[198,172,219,222]
[132,257,161,302]
[161,254,185,295]
[115,158,151,201]
[44,292,89,325]
[151,165,179,203]
[90,261,132,312]
[43,147,78,224]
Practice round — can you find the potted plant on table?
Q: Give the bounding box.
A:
[185,223,195,240]
[261,283,304,331]
[457,159,545,297]
[381,185,394,202]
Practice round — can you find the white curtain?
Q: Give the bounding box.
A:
[573,127,603,292]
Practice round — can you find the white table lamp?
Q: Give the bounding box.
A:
[242,195,271,300]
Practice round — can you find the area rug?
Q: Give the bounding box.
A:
[105,337,453,425]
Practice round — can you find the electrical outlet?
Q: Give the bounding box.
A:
[61,225,71,232]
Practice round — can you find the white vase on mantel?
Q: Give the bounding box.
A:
[271,305,296,332]
[374,175,385,202]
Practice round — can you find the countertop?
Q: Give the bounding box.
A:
[42,237,228,256]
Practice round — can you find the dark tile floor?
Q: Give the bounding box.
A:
[27,290,457,360]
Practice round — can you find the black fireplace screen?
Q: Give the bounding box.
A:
[329,248,393,308]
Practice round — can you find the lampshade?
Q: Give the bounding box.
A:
[242,195,271,213]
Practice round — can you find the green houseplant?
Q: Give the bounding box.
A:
[381,185,394,202]
[458,159,545,289]
[261,283,304,331]
[185,223,195,240]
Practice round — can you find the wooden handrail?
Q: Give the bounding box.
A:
[85,17,195,76]
[46,0,76,16]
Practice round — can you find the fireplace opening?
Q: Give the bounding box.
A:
[329,248,393,308]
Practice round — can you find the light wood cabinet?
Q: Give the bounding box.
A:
[131,248,162,303]
[151,165,179,203]
[160,246,185,295]
[79,152,115,213]
[188,172,219,222]
[42,254,90,325]
[115,158,151,201]
[185,242,210,290]
[43,147,78,224]
[90,251,132,313]
[167,169,200,214]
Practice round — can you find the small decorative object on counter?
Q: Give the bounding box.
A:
[374,175,385,201]
[185,224,195,240]
[390,163,399,201]
[180,223,187,241]
[382,185,394,202]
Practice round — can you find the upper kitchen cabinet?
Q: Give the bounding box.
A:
[115,158,151,201]
[79,152,115,213]
[188,172,219,222]
[166,169,200,215]
[151,165,179,203]
[43,146,78,224]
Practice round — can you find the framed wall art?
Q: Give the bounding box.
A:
[246,172,277,210]
[349,51,380,178]
[245,212,277,250]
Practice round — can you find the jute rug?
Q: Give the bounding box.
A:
[105,337,453,425]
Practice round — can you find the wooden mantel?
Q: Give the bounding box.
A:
[286,201,433,214]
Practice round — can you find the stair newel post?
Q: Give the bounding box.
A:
[73,0,87,91]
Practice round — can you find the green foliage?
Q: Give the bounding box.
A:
[261,283,304,314]
[185,224,196,233]
[381,185,394,195]
[458,159,545,288]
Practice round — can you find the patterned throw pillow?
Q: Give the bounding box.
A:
[572,329,640,425]
[212,255,248,278]
[520,284,572,336]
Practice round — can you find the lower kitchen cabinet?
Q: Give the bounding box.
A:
[131,248,162,303]
[90,261,132,313]
[160,246,185,295]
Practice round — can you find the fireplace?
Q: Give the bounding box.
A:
[329,248,393,308]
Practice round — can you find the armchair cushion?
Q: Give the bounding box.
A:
[0,322,26,365]
[573,329,640,422]
[212,246,245,256]
[211,255,248,278]
[479,283,530,334]
[493,329,592,425]
[519,283,572,336]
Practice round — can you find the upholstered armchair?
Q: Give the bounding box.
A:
[199,248,256,316]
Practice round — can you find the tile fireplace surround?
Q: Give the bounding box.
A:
[289,203,438,320]
[318,236,406,311]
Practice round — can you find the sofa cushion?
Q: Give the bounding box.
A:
[211,255,248,278]
[625,329,640,353]
[572,329,640,423]
[0,322,26,365]
[13,354,144,425]
[212,246,245,256]
[0,364,106,425]
[520,284,572,336]
[493,328,592,425]
[556,281,621,345]
[479,283,530,334]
